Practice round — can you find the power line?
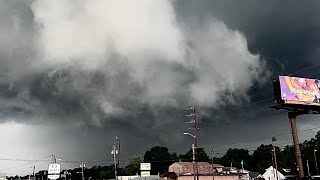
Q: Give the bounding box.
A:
[117,65,320,149]
[118,112,286,162]
[119,63,320,145]
[202,126,320,150]
[201,112,284,129]
[247,63,320,92]
[100,64,320,166]
[120,110,186,142]
[0,155,52,172]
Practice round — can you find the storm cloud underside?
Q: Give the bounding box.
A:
[1,0,320,175]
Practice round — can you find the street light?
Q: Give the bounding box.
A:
[315,149,319,175]
[211,148,215,162]
[183,132,195,138]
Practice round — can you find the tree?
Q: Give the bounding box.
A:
[99,165,115,179]
[144,146,178,174]
[125,155,142,175]
[220,148,252,170]
[251,144,274,173]
[179,148,210,162]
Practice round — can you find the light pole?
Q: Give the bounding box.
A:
[315,149,319,175]
[111,144,118,180]
[211,149,215,180]
[183,132,195,138]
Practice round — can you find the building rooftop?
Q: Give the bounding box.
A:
[171,162,224,175]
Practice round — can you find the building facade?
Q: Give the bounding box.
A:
[162,162,249,180]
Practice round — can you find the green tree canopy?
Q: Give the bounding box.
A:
[125,155,142,175]
[179,147,210,162]
[144,146,178,174]
[251,144,275,173]
[219,148,252,170]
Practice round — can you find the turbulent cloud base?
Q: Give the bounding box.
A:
[0,0,274,175]
[10,0,268,126]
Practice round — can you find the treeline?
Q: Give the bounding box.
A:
[7,131,320,180]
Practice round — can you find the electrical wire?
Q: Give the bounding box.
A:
[114,64,320,154]
[13,63,316,170]
[202,125,320,150]
[246,63,320,91]
[0,155,52,172]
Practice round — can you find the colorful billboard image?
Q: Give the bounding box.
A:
[279,76,320,106]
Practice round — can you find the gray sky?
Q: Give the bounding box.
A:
[1,0,320,176]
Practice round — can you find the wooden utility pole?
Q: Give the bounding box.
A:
[288,112,304,180]
[193,107,199,180]
[272,137,279,180]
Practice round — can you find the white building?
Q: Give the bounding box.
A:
[261,166,285,180]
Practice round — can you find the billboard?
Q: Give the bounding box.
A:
[279,76,320,106]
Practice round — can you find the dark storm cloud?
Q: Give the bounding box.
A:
[2,1,320,175]
[172,1,320,144]
[174,0,320,75]
[0,0,267,127]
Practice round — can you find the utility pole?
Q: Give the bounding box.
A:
[64,171,68,180]
[271,151,275,178]
[186,107,199,180]
[288,112,304,180]
[241,160,244,172]
[272,137,279,180]
[52,154,57,164]
[192,144,196,180]
[116,136,121,168]
[111,144,118,180]
[80,162,85,180]
[307,160,310,176]
[315,149,319,175]
[33,166,35,180]
[29,162,31,180]
[192,107,199,180]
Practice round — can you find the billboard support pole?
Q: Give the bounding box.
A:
[288,112,304,180]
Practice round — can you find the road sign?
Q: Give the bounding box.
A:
[141,171,150,177]
[140,163,151,171]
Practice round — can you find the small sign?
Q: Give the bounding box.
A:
[48,164,60,174]
[48,175,60,180]
[141,171,150,177]
[48,164,60,180]
[140,163,151,171]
